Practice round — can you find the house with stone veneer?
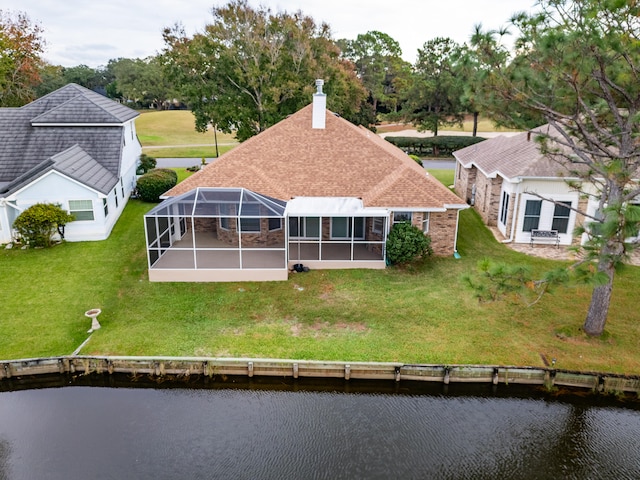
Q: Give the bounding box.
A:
[453,125,604,247]
[0,83,141,243]
[144,81,468,282]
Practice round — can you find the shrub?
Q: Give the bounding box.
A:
[136,154,157,175]
[13,203,75,247]
[136,168,178,202]
[408,154,423,165]
[386,222,433,265]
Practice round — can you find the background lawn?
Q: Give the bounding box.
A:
[2,178,639,374]
[136,110,238,158]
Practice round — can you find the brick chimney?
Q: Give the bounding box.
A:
[312,79,326,129]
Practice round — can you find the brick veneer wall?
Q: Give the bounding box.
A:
[455,165,477,204]
[193,217,284,247]
[474,174,503,226]
[424,210,459,256]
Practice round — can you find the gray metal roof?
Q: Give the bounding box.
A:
[0,83,138,194]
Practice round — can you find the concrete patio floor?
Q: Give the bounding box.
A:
[489,227,640,266]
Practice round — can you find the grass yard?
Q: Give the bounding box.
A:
[2,174,639,374]
[136,110,238,158]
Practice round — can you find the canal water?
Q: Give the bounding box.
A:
[0,376,639,479]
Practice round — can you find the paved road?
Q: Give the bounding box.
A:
[422,159,456,170]
[155,158,217,168]
[379,129,521,139]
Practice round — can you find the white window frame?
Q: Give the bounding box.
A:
[422,213,430,233]
[392,212,412,225]
[499,191,509,226]
[69,200,95,221]
[220,217,233,231]
[330,217,365,240]
[372,217,384,234]
[289,217,320,239]
[523,200,542,232]
[240,217,261,233]
[551,202,572,234]
[268,217,282,232]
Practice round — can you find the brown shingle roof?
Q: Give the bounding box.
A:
[166,104,465,209]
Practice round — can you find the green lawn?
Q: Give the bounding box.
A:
[2,185,639,374]
[136,110,238,158]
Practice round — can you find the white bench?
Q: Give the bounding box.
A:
[530,229,559,248]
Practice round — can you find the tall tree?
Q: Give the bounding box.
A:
[403,37,464,136]
[60,64,102,90]
[34,62,66,97]
[491,0,640,336]
[455,25,514,136]
[0,10,45,106]
[338,31,410,114]
[109,56,176,109]
[466,24,544,132]
[161,0,367,141]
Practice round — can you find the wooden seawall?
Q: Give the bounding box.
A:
[1,356,639,394]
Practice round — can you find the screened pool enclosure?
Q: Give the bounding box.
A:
[145,188,388,282]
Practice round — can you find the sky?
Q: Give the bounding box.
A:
[3,0,537,68]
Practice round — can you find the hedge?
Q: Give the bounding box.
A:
[136,169,178,202]
[385,135,486,156]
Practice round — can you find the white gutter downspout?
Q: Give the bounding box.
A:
[453,209,462,258]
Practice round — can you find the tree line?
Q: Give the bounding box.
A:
[1,0,533,137]
[2,0,639,336]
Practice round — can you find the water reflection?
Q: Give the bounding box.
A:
[0,376,638,480]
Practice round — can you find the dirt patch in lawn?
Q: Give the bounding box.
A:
[290,320,369,337]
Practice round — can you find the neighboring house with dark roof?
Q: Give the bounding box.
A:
[144,80,468,282]
[0,83,141,243]
[453,125,598,246]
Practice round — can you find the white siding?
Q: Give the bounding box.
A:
[497,180,519,236]
[121,119,142,183]
[11,172,110,241]
[514,192,580,245]
[0,205,10,243]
